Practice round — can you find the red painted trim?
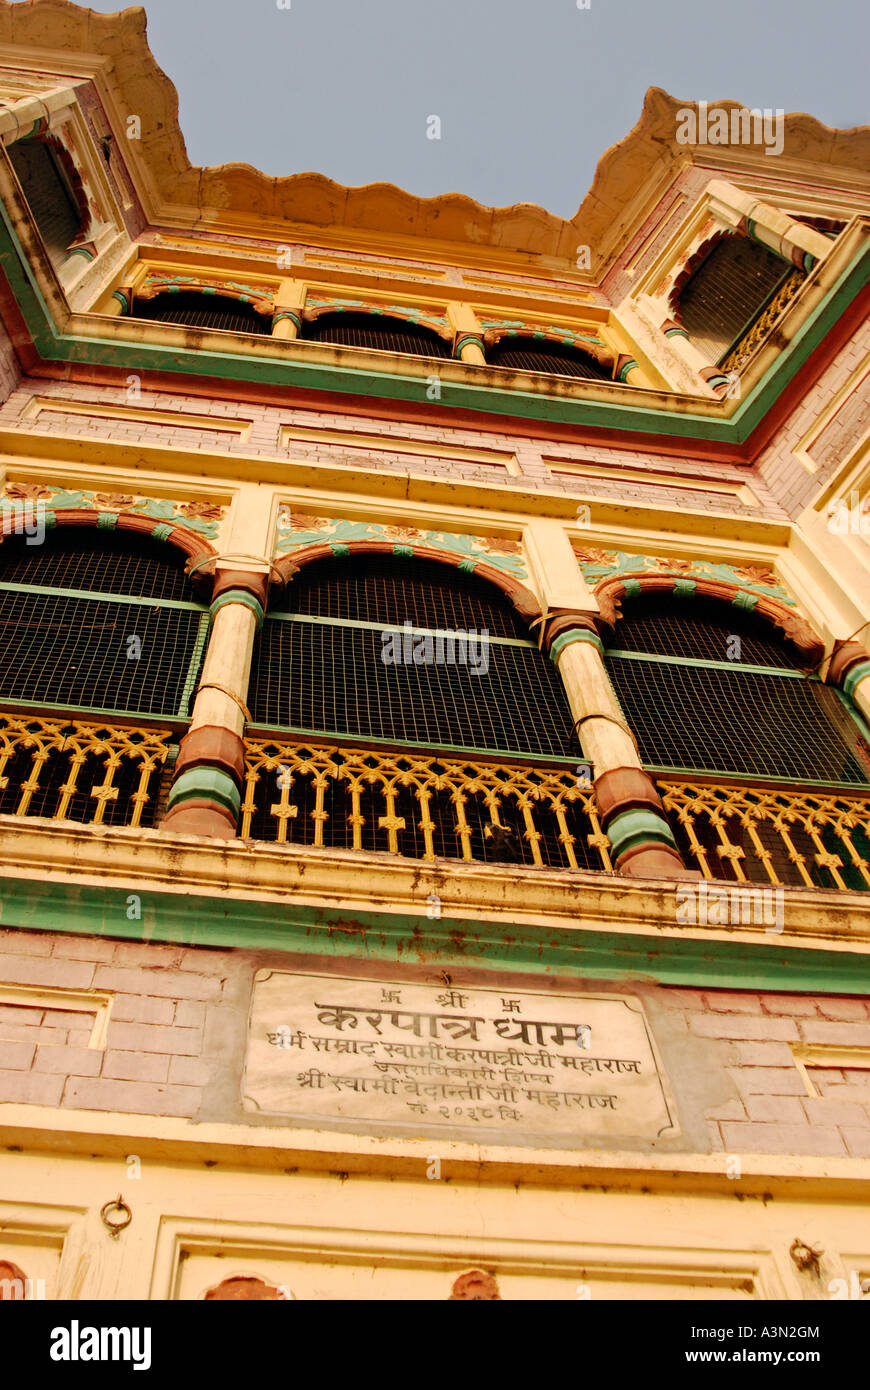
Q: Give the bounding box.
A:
[0,505,217,593]
[595,572,824,664]
[742,280,870,460]
[274,540,542,624]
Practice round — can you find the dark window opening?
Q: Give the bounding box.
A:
[8,137,82,265]
[487,336,611,380]
[676,237,796,364]
[249,555,573,759]
[0,532,206,718]
[301,311,451,359]
[605,595,870,787]
[132,291,271,335]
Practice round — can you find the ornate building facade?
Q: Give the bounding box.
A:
[0,0,869,1302]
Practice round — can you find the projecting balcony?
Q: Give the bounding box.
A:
[240,733,609,872]
[3,711,870,892]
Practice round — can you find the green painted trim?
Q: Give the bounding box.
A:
[606,806,677,856]
[454,334,484,358]
[210,588,264,628]
[247,719,578,766]
[266,610,535,647]
[606,649,809,678]
[549,629,604,661]
[167,766,241,816]
[4,874,870,993]
[0,580,204,612]
[96,512,118,530]
[66,246,95,263]
[271,310,302,331]
[0,195,864,446]
[650,761,870,792]
[177,611,211,718]
[151,523,174,542]
[617,358,638,383]
[664,326,690,340]
[843,661,870,700]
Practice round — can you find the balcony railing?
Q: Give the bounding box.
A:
[0,711,173,828]
[658,778,870,891]
[241,736,610,871]
[4,712,869,893]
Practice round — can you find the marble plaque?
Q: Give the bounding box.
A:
[244,971,677,1145]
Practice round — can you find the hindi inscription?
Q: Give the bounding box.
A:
[244,971,677,1144]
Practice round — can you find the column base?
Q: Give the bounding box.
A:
[616,841,702,880]
[160,798,239,839]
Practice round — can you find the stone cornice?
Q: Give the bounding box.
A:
[0,3,867,271]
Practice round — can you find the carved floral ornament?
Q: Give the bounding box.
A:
[275,512,528,578]
[572,545,824,662]
[2,484,225,539]
[138,274,275,317]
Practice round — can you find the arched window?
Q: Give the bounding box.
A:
[132,291,271,335]
[8,136,83,266]
[0,530,208,828]
[486,336,611,380]
[605,594,870,787]
[301,312,451,358]
[0,529,208,718]
[243,555,598,868]
[675,236,798,364]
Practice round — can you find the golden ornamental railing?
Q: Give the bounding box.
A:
[718,268,805,376]
[658,779,870,891]
[0,712,173,829]
[242,737,612,871]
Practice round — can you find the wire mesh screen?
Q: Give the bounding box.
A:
[0,589,204,717]
[610,596,804,669]
[487,337,610,379]
[303,312,451,358]
[8,138,81,264]
[283,554,525,638]
[133,291,271,335]
[250,619,574,756]
[676,237,793,363]
[0,530,194,601]
[607,656,870,785]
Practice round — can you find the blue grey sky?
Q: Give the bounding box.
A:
[45,0,870,217]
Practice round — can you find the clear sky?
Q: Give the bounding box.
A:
[34,0,869,218]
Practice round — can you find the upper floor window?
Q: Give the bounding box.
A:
[604,594,870,787]
[132,291,271,335]
[674,235,798,365]
[486,337,611,380]
[8,136,83,267]
[301,312,451,358]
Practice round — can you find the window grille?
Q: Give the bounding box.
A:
[249,556,574,759]
[487,337,610,380]
[302,312,451,358]
[605,596,870,787]
[8,137,81,265]
[676,237,796,364]
[132,291,271,335]
[0,533,208,719]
